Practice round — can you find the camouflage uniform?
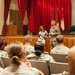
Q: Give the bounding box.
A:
[49,25,61,49]
[51,44,69,54]
[2,62,42,75]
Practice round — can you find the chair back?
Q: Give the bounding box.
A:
[29,60,49,75]
[50,53,67,63]
[0,58,4,68]
[49,62,68,74]
[1,57,11,68]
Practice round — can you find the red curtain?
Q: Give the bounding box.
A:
[17,0,28,33]
[2,0,11,35]
[27,0,71,32]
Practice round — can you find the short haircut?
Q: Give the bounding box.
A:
[56,35,64,44]
[25,35,32,42]
[34,41,44,56]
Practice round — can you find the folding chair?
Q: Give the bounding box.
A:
[50,53,67,63]
[29,60,49,75]
[49,62,68,74]
[1,57,11,68]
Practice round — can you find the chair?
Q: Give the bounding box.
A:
[1,57,11,68]
[49,62,68,74]
[29,60,49,75]
[0,58,4,68]
[50,53,67,63]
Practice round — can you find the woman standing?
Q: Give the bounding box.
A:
[38,25,48,44]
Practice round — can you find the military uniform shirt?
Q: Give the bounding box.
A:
[51,44,69,54]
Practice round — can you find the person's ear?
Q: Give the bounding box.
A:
[22,51,26,57]
[66,56,68,63]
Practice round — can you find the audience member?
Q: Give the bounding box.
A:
[0,40,8,57]
[2,41,42,75]
[51,35,69,54]
[49,20,61,49]
[52,46,75,75]
[24,35,35,55]
[0,36,7,46]
[27,41,54,62]
[38,25,48,44]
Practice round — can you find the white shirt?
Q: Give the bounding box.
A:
[39,30,48,40]
[51,44,69,54]
[24,43,35,55]
[38,30,48,45]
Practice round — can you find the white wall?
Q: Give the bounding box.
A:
[71,0,75,25]
[0,0,4,35]
[7,0,28,25]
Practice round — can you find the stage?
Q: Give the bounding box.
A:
[5,36,50,54]
[5,35,75,54]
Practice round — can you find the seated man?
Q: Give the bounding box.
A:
[24,35,35,55]
[27,41,55,62]
[52,46,75,75]
[50,35,69,54]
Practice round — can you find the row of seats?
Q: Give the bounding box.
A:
[29,60,68,75]
[0,57,68,75]
[50,53,68,63]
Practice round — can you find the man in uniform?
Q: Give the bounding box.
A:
[49,20,61,49]
[24,35,35,55]
[50,35,69,54]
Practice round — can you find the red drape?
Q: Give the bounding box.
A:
[27,0,71,32]
[17,0,28,33]
[2,0,11,35]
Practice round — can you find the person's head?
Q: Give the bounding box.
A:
[34,41,44,56]
[0,40,5,50]
[39,25,44,31]
[56,35,64,44]
[0,36,7,46]
[66,46,75,74]
[51,20,56,26]
[25,35,32,43]
[7,41,26,66]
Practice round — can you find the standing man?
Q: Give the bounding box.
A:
[49,20,61,49]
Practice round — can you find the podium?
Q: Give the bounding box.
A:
[7,25,17,36]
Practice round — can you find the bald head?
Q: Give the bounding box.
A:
[56,35,64,44]
[68,46,75,66]
[67,46,75,73]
